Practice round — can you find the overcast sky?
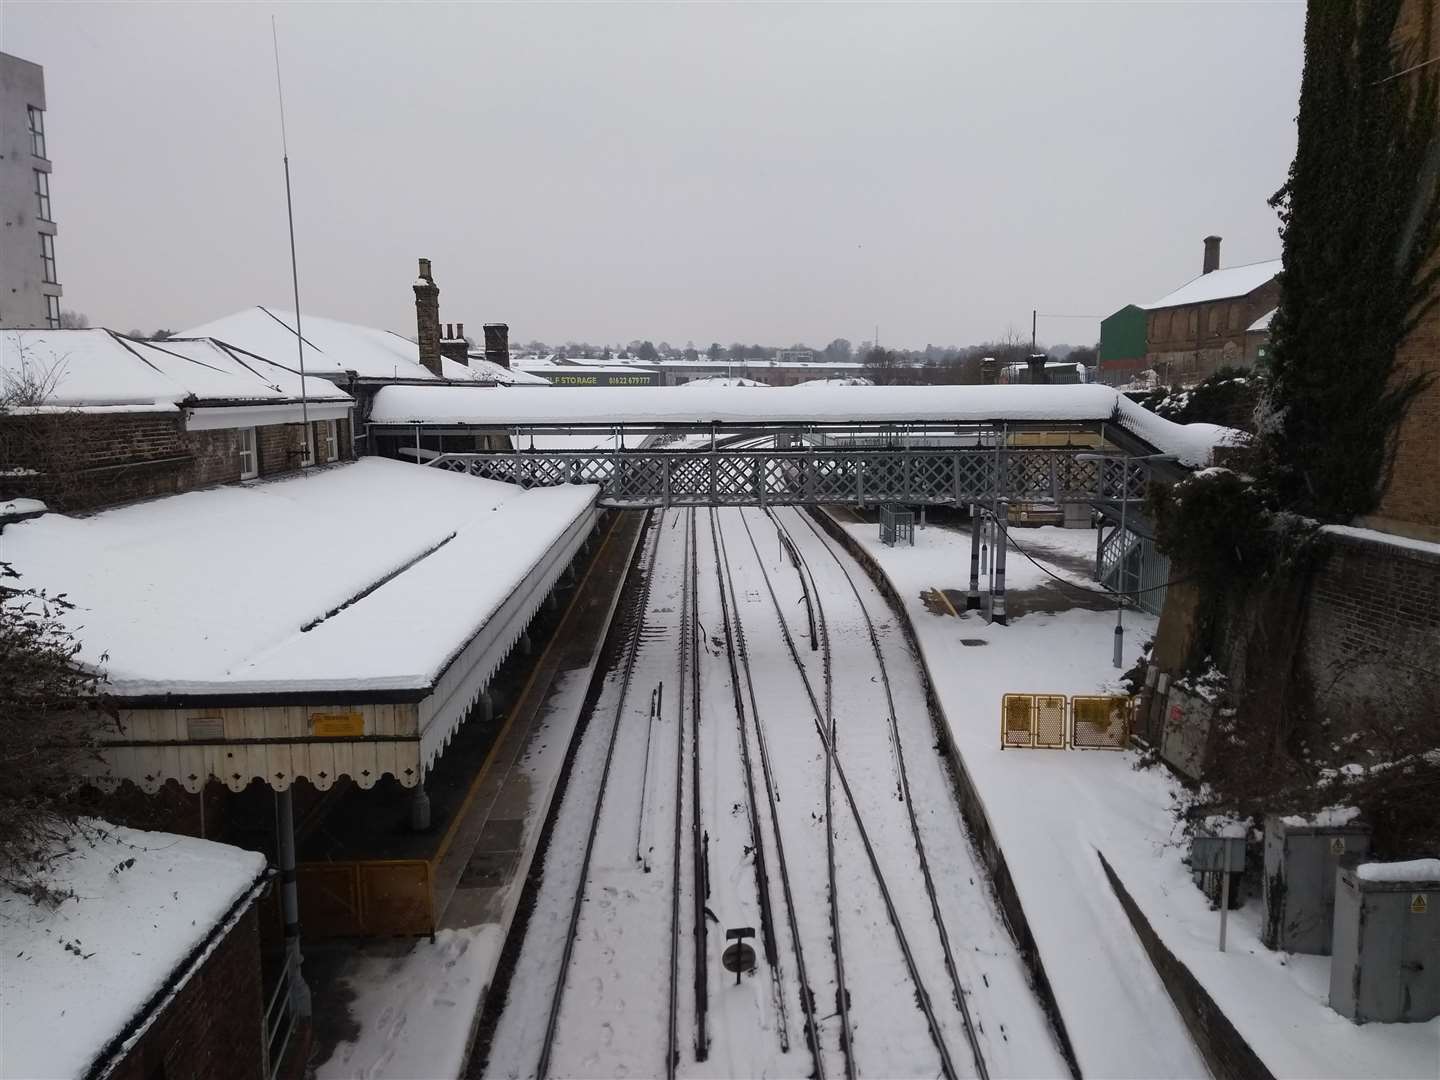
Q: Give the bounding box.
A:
[5,2,1304,350]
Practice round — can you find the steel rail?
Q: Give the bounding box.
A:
[535,509,662,1080]
[738,507,961,1080]
[686,508,710,1063]
[790,508,991,1080]
[667,509,689,1079]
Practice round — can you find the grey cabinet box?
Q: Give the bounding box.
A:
[1262,813,1371,954]
[1330,864,1439,1023]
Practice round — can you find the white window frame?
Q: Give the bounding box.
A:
[322,419,338,462]
[238,427,258,479]
[45,294,61,330]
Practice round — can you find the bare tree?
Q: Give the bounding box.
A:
[57,310,89,330]
[0,563,113,899]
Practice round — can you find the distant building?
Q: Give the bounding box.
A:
[1141,236,1280,385]
[1097,304,1147,385]
[774,348,814,364]
[0,52,61,329]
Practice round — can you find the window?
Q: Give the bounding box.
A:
[300,423,315,467]
[322,420,338,462]
[34,170,51,221]
[1207,306,1221,336]
[238,427,258,479]
[40,233,56,283]
[45,295,61,329]
[28,106,46,158]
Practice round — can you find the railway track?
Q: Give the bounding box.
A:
[534,509,663,1079]
[781,506,991,1080]
[526,503,996,1079]
[735,505,986,1080]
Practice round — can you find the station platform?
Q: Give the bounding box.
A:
[304,509,647,1073]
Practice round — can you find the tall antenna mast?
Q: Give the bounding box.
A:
[272,17,311,465]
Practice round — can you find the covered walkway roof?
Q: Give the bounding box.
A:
[370,383,1238,466]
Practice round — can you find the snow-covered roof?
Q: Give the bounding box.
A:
[457,355,551,386]
[0,825,266,1080]
[0,328,349,412]
[792,377,874,387]
[1248,307,1277,333]
[1,458,597,696]
[1141,259,1281,310]
[178,307,549,387]
[368,383,1237,466]
[678,376,767,387]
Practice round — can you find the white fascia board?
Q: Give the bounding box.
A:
[184,401,352,431]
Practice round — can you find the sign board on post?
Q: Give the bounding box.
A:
[1191,835,1247,951]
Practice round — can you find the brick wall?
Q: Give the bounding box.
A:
[191,427,243,487]
[1297,529,1440,726]
[1369,0,1440,538]
[257,422,308,477]
[0,410,191,509]
[2,411,353,509]
[107,901,266,1080]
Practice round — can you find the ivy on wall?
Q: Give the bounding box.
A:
[1261,0,1440,522]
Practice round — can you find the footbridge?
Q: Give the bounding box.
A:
[367,384,1233,511]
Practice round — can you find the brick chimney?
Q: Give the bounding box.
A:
[1203,235,1222,275]
[413,258,442,377]
[1026,353,1050,385]
[980,356,998,385]
[440,322,469,368]
[483,323,510,370]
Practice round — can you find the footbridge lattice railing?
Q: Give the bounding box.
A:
[428,448,1150,509]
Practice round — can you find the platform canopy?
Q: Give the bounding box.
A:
[369,383,1237,467]
[3,459,599,794]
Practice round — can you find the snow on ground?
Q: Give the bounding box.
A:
[0,824,266,1080]
[315,927,502,1080]
[843,517,1439,1079]
[369,384,1238,466]
[2,458,596,695]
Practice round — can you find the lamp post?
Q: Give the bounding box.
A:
[1076,451,1177,667]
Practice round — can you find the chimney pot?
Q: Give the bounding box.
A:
[1203,235,1222,275]
[418,257,433,282]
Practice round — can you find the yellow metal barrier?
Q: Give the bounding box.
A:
[1071,696,1132,750]
[1000,693,1133,751]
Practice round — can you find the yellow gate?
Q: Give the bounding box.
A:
[1071,696,1131,750]
[1000,693,1133,750]
[1001,693,1069,749]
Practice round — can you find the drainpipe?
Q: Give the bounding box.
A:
[276,788,312,1018]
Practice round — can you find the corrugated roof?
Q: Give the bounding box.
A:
[1142,259,1281,310]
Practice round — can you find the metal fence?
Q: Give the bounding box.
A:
[1001,692,1132,750]
[880,503,915,546]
